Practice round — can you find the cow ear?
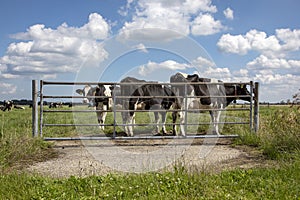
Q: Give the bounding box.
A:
[76,89,83,95]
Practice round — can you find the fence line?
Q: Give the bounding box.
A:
[32,80,259,140]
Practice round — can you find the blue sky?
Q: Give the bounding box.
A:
[0,0,299,102]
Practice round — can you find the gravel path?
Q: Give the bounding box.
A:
[26,138,256,178]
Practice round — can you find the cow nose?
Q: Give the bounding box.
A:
[83,99,88,104]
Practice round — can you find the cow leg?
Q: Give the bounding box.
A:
[154,111,160,134]
[96,110,104,130]
[172,111,178,136]
[96,103,108,131]
[121,111,128,133]
[122,111,134,137]
[160,111,167,135]
[127,114,135,137]
[101,105,108,130]
[209,110,221,136]
[215,103,224,135]
[179,110,186,136]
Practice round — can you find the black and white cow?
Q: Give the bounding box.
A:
[76,84,114,130]
[170,72,251,136]
[119,77,177,137]
[2,100,14,111]
[119,77,148,135]
[1,100,25,111]
[49,102,63,108]
[127,84,177,137]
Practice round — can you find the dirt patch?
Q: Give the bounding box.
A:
[26,138,268,178]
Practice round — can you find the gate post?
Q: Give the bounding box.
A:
[39,80,44,137]
[254,82,260,133]
[32,80,38,137]
[249,81,254,131]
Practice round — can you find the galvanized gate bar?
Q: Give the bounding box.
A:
[43,134,240,141]
[42,107,250,113]
[43,121,250,127]
[42,80,252,86]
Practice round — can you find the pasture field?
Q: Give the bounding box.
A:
[0,105,299,199]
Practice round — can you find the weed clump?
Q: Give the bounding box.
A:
[236,107,300,160]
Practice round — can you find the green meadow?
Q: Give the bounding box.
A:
[0,105,299,199]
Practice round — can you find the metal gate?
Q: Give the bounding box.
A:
[32,80,259,140]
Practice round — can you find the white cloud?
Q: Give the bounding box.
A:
[0,13,110,78]
[233,69,248,77]
[13,13,110,41]
[217,34,251,55]
[138,60,191,76]
[245,30,281,54]
[217,29,300,56]
[0,82,17,94]
[119,0,224,41]
[191,14,224,36]
[247,55,300,76]
[276,28,300,51]
[223,8,234,20]
[254,73,299,85]
[192,56,216,69]
[217,30,282,55]
[0,63,7,72]
[247,55,290,69]
[134,43,148,53]
[182,0,217,13]
[201,67,232,80]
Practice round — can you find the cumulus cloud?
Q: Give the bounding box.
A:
[217,34,251,55]
[138,60,191,76]
[247,55,300,76]
[192,56,216,69]
[217,29,300,56]
[0,82,17,94]
[0,13,110,79]
[217,28,300,101]
[191,14,224,36]
[223,8,234,20]
[276,28,300,51]
[119,0,225,41]
[133,43,148,53]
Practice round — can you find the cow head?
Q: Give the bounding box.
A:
[225,84,252,105]
[76,85,96,106]
[236,84,252,102]
[94,84,109,107]
[170,72,194,97]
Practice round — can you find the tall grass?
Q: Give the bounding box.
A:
[0,109,57,171]
[236,106,300,159]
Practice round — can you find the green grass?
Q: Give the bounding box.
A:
[0,159,299,199]
[0,105,300,199]
[235,106,300,159]
[0,109,57,171]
